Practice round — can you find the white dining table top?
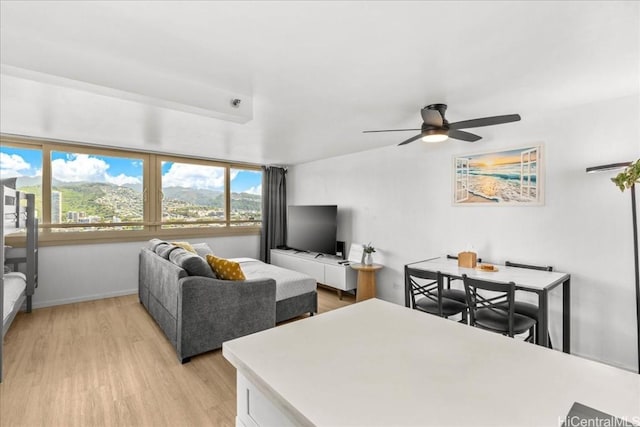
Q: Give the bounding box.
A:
[223,298,640,427]
[408,257,570,291]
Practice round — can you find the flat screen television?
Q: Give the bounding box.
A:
[287,205,337,255]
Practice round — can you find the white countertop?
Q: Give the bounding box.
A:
[223,299,640,426]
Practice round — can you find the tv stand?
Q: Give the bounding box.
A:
[270,249,357,299]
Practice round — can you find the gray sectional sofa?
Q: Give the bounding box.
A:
[138,240,317,362]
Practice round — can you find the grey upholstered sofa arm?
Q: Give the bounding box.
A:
[177,276,277,362]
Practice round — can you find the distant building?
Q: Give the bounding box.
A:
[78,216,100,224]
[51,191,62,223]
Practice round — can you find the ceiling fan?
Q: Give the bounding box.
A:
[363,104,521,146]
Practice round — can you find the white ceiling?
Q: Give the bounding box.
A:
[1,1,638,166]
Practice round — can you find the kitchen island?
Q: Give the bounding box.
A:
[223,299,640,426]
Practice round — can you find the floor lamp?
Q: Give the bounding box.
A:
[586,161,639,374]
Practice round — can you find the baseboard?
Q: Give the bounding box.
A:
[31,288,138,309]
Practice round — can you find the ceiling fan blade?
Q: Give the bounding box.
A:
[449,114,521,130]
[449,129,482,142]
[421,108,443,127]
[398,134,423,146]
[363,128,421,133]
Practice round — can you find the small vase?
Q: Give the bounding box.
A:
[364,253,373,265]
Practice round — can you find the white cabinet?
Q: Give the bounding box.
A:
[270,250,323,282]
[236,372,297,427]
[324,264,352,290]
[270,249,357,292]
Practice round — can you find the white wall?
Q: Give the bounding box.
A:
[288,94,640,371]
[33,234,259,308]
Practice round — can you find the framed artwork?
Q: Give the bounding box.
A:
[452,145,543,206]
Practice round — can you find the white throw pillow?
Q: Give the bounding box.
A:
[192,243,214,259]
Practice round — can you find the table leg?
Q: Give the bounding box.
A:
[356,271,377,302]
[404,269,410,308]
[537,290,549,348]
[563,278,571,354]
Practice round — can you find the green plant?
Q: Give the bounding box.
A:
[363,242,376,254]
[612,159,640,191]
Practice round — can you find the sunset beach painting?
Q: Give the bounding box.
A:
[453,146,543,205]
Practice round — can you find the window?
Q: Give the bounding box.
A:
[0,135,262,245]
[230,168,262,226]
[0,145,43,222]
[50,150,145,231]
[160,159,226,229]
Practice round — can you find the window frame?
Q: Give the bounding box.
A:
[1,134,262,246]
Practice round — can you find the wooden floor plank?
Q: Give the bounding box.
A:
[0,286,354,426]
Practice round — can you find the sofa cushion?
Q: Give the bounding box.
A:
[148,238,167,252]
[155,242,177,259]
[237,258,317,301]
[170,248,216,278]
[206,255,246,281]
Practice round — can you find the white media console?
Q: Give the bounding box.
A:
[270,249,357,297]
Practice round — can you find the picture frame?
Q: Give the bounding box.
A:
[347,242,365,263]
[452,144,544,206]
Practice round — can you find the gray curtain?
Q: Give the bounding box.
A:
[260,166,287,263]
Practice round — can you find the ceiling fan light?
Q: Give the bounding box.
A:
[421,129,448,143]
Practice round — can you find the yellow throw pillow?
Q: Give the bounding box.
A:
[206,255,246,281]
[171,241,196,253]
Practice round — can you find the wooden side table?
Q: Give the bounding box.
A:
[350,263,383,302]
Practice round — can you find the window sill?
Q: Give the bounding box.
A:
[4,226,261,247]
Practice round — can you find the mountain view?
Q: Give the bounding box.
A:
[16,177,261,224]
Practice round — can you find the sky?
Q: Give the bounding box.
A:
[465,147,538,168]
[0,147,262,194]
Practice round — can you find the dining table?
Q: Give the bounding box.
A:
[405,256,571,352]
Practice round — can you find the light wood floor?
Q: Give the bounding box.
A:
[0,287,355,426]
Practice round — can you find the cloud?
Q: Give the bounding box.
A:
[244,185,262,195]
[0,152,31,177]
[162,163,225,190]
[107,173,141,186]
[52,154,107,182]
[51,154,141,185]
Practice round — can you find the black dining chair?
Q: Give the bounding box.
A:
[462,274,537,339]
[501,260,554,347]
[405,266,467,320]
[442,254,482,309]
